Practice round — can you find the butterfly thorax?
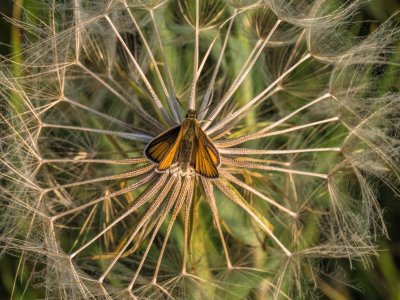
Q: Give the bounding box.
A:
[185,109,198,119]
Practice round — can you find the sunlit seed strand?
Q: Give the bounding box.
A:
[221,171,298,218]
[1,114,40,160]
[5,108,42,131]
[334,94,400,182]
[257,92,332,133]
[201,178,232,268]
[45,163,154,191]
[272,259,291,300]
[219,147,342,155]
[188,0,200,111]
[50,172,156,221]
[289,173,299,204]
[5,60,74,81]
[77,62,164,133]
[98,175,176,283]
[202,20,282,130]
[222,157,328,179]
[326,181,347,241]
[122,1,180,124]
[69,173,168,260]
[11,192,45,300]
[6,88,41,151]
[105,15,174,126]
[216,117,340,148]
[207,88,279,136]
[35,99,62,116]
[73,0,81,61]
[149,9,180,119]
[42,157,148,165]
[342,119,399,181]
[70,202,99,252]
[224,157,291,167]
[199,11,236,120]
[0,190,48,221]
[63,97,143,131]
[0,158,40,191]
[215,179,292,257]
[1,170,38,193]
[128,177,183,289]
[206,53,313,134]
[340,94,390,144]
[214,93,331,147]
[152,177,191,283]
[282,29,306,73]
[196,31,220,81]
[353,167,387,236]
[181,178,195,274]
[41,123,153,143]
[51,1,65,96]
[201,37,262,125]
[162,272,230,296]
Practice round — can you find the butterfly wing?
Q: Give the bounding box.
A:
[192,126,220,178]
[144,126,183,171]
[204,133,220,167]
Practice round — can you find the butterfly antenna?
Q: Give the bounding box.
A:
[198,101,214,115]
[175,96,183,109]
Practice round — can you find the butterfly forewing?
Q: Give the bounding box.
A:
[204,133,220,167]
[144,126,182,170]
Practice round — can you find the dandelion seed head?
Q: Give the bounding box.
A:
[1,0,399,299]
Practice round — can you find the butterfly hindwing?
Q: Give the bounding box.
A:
[144,126,182,170]
[203,133,220,167]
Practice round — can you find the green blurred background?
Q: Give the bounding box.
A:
[0,0,399,299]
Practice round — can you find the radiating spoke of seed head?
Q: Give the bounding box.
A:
[128,176,183,289]
[215,178,292,257]
[148,9,180,119]
[198,10,236,120]
[202,20,283,130]
[205,53,313,134]
[216,117,340,148]
[63,96,146,132]
[222,157,329,179]
[221,171,298,218]
[188,0,200,111]
[41,123,153,143]
[214,92,332,148]
[50,171,156,221]
[201,178,232,269]
[152,177,193,283]
[45,163,154,191]
[77,62,164,133]
[41,157,148,165]
[181,177,194,275]
[219,147,342,155]
[122,1,180,123]
[98,174,176,283]
[105,15,174,125]
[69,173,168,260]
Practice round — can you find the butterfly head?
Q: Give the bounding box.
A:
[185,109,198,119]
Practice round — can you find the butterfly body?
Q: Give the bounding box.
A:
[144,110,220,178]
[177,117,196,173]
